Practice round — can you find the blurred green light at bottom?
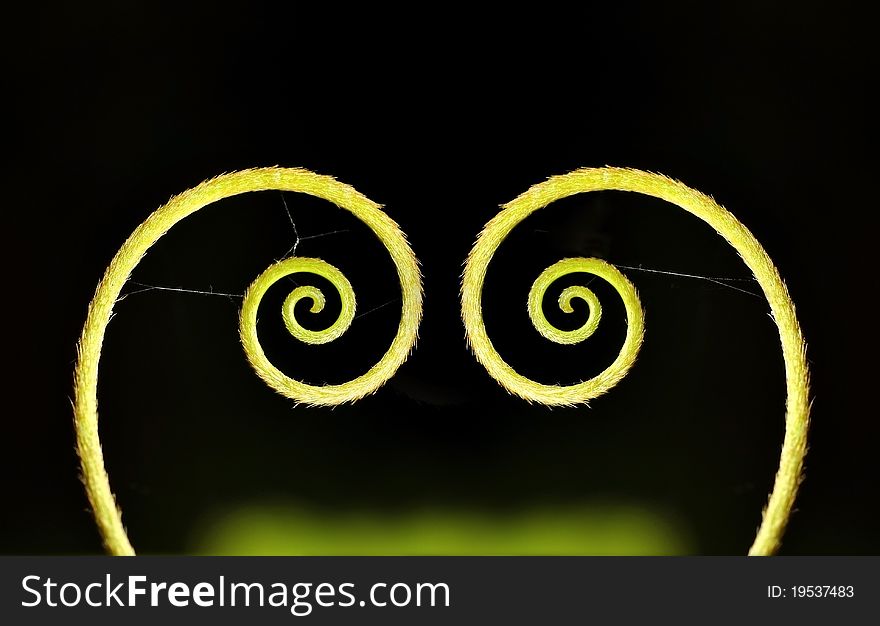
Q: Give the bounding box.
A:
[192,503,690,555]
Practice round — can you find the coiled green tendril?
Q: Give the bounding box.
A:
[73,168,423,555]
[74,166,809,557]
[461,167,810,556]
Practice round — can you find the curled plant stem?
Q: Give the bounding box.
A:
[73,168,423,555]
[461,167,810,556]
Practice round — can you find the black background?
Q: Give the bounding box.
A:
[3,2,877,554]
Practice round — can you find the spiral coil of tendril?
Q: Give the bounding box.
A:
[73,168,423,555]
[462,168,810,555]
[465,253,645,407]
